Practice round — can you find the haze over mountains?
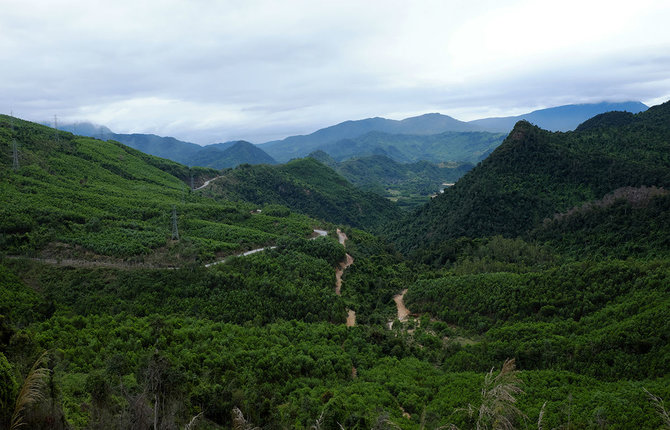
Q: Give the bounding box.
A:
[59,101,647,168]
[468,101,648,132]
[259,101,648,162]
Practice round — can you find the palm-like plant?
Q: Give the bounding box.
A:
[447,358,526,430]
[232,406,260,430]
[475,358,526,430]
[10,351,50,430]
[644,388,670,429]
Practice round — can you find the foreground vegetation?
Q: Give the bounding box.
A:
[1,108,670,429]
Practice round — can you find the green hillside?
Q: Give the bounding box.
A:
[388,101,670,253]
[0,115,319,263]
[309,152,473,209]
[199,157,402,230]
[2,109,670,430]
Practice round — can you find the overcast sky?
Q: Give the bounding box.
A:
[2,0,670,144]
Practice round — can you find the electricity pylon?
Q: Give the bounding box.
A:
[171,205,179,240]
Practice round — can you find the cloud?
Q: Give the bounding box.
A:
[1,0,669,143]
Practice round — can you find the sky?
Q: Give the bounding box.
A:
[2,0,670,144]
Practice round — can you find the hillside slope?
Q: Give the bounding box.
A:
[58,123,276,168]
[307,152,472,209]
[199,157,401,230]
[0,115,318,263]
[388,100,670,253]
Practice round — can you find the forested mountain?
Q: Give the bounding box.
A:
[469,101,648,132]
[260,113,481,162]
[317,130,505,163]
[199,157,401,230]
[259,102,646,162]
[0,116,320,263]
[60,101,645,167]
[56,123,203,165]
[312,152,471,192]
[388,101,670,253]
[185,140,276,169]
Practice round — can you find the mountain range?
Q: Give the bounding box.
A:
[258,101,648,162]
[55,124,277,169]
[58,101,648,168]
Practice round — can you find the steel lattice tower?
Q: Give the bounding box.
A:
[171,205,179,240]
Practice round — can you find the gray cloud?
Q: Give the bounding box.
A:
[1,0,669,144]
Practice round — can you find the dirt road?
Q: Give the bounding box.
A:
[336,228,347,245]
[335,253,354,295]
[346,309,356,327]
[393,289,410,321]
[194,176,221,190]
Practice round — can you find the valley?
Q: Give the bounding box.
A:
[1,102,669,429]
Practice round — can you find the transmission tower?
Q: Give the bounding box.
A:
[10,113,19,170]
[171,205,180,240]
[12,141,19,171]
[54,115,59,142]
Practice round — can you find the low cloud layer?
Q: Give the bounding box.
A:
[2,0,669,144]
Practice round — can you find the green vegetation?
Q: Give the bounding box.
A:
[2,101,670,429]
[259,113,485,162]
[309,151,472,210]
[0,115,318,264]
[199,157,401,231]
[388,101,670,253]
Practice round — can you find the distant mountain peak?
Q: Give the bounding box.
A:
[469,101,648,133]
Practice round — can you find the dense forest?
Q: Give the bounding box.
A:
[1,102,670,429]
[387,102,670,253]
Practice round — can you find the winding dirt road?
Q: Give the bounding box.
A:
[393,289,411,321]
[18,229,328,270]
[194,176,221,190]
[336,228,347,245]
[346,309,356,327]
[335,229,356,327]
[335,254,354,295]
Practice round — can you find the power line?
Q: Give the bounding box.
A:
[171,205,180,240]
[12,141,19,171]
[54,114,59,142]
[10,113,19,170]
